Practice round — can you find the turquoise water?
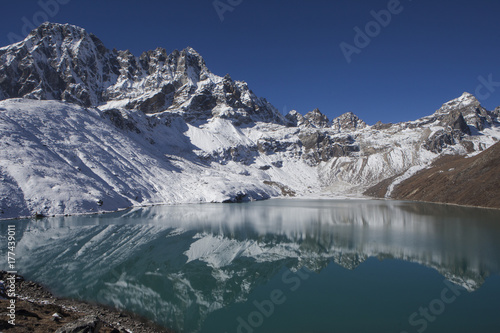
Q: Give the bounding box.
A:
[1,199,500,332]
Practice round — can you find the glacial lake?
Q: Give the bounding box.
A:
[1,199,500,333]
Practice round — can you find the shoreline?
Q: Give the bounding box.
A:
[1,194,499,222]
[0,271,172,333]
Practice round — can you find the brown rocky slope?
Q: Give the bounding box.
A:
[0,271,171,333]
[365,142,500,209]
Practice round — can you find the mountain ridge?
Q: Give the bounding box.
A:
[0,22,284,125]
[1,22,500,218]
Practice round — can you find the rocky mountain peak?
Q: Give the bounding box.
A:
[285,110,310,127]
[435,92,495,131]
[331,111,366,132]
[27,22,87,42]
[494,106,500,120]
[438,92,480,114]
[304,108,330,128]
[0,22,284,125]
[0,22,116,106]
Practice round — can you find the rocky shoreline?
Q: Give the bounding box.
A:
[0,271,172,333]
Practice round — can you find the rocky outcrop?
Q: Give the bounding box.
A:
[439,111,471,135]
[298,130,359,165]
[493,106,500,121]
[285,109,310,127]
[372,121,393,130]
[423,129,464,153]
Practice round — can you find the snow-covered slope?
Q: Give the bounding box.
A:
[1,23,500,219]
[0,98,318,218]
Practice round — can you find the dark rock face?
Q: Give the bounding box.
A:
[206,144,259,165]
[372,121,393,130]
[257,138,297,156]
[436,92,495,131]
[0,23,283,125]
[102,109,141,133]
[304,108,330,128]
[493,107,500,121]
[440,111,471,135]
[299,131,358,165]
[423,129,464,153]
[222,191,247,203]
[285,110,310,127]
[331,112,366,132]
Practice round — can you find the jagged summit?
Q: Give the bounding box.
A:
[304,108,330,128]
[23,22,90,44]
[285,110,310,127]
[437,92,480,114]
[331,111,366,132]
[0,22,283,124]
[433,92,496,131]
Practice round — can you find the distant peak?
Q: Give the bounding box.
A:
[181,46,204,59]
[334,111,363,121]
[28,22,88,39]
[304,108,330,128]
[455,92,479,104]
[437,92,480,114]
[454,92,478,103]
[340,111,356,117]
[285,110,309,127]
[332,112,366,132]
[178,46,207,67]
[183,46,199,54]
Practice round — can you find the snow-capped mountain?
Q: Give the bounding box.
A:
[0,22,282,124]
[1,22,500,219]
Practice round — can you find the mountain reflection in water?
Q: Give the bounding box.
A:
[2,199,500,332]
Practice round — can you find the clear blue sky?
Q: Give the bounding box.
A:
[1,0,499,124]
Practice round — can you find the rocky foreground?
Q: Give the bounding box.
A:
[0,271,171,333]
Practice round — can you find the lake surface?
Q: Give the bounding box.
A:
[1,199,500,332]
